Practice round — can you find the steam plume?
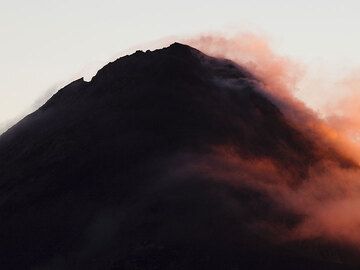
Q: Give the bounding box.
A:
[178,33,360,248]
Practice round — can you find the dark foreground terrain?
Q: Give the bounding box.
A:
[0,43,358,269]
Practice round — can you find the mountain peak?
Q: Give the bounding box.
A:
[0,43,358,269]
[168,42,194,50]
[168,42,201,55]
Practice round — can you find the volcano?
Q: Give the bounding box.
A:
[0,43,358,269]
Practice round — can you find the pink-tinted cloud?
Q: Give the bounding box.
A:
[185,33,304,99]
[174,33,360,248]
[325,71,360,143]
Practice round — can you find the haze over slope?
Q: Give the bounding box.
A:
[0,43,359,269]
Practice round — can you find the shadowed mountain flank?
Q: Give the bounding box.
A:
[0,43,358,269]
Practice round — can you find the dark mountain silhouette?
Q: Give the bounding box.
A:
[0,43,358,269]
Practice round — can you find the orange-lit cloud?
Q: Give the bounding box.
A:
[185,33,304,99]
[325,71,360,143]
[186,34,360,161]
[174,33,360,248]
[175,145,360,248]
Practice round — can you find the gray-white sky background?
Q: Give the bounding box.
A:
[1,0,360,131]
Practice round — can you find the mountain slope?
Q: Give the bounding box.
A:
[0,43,357,269]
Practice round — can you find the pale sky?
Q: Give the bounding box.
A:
[1,0,360,130]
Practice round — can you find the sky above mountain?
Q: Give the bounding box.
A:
[1,0,360,131]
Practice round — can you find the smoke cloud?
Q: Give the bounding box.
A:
[326,71,360,143]
[171,144,360,251]
[185,33,304,99]
[177,33,360,249]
